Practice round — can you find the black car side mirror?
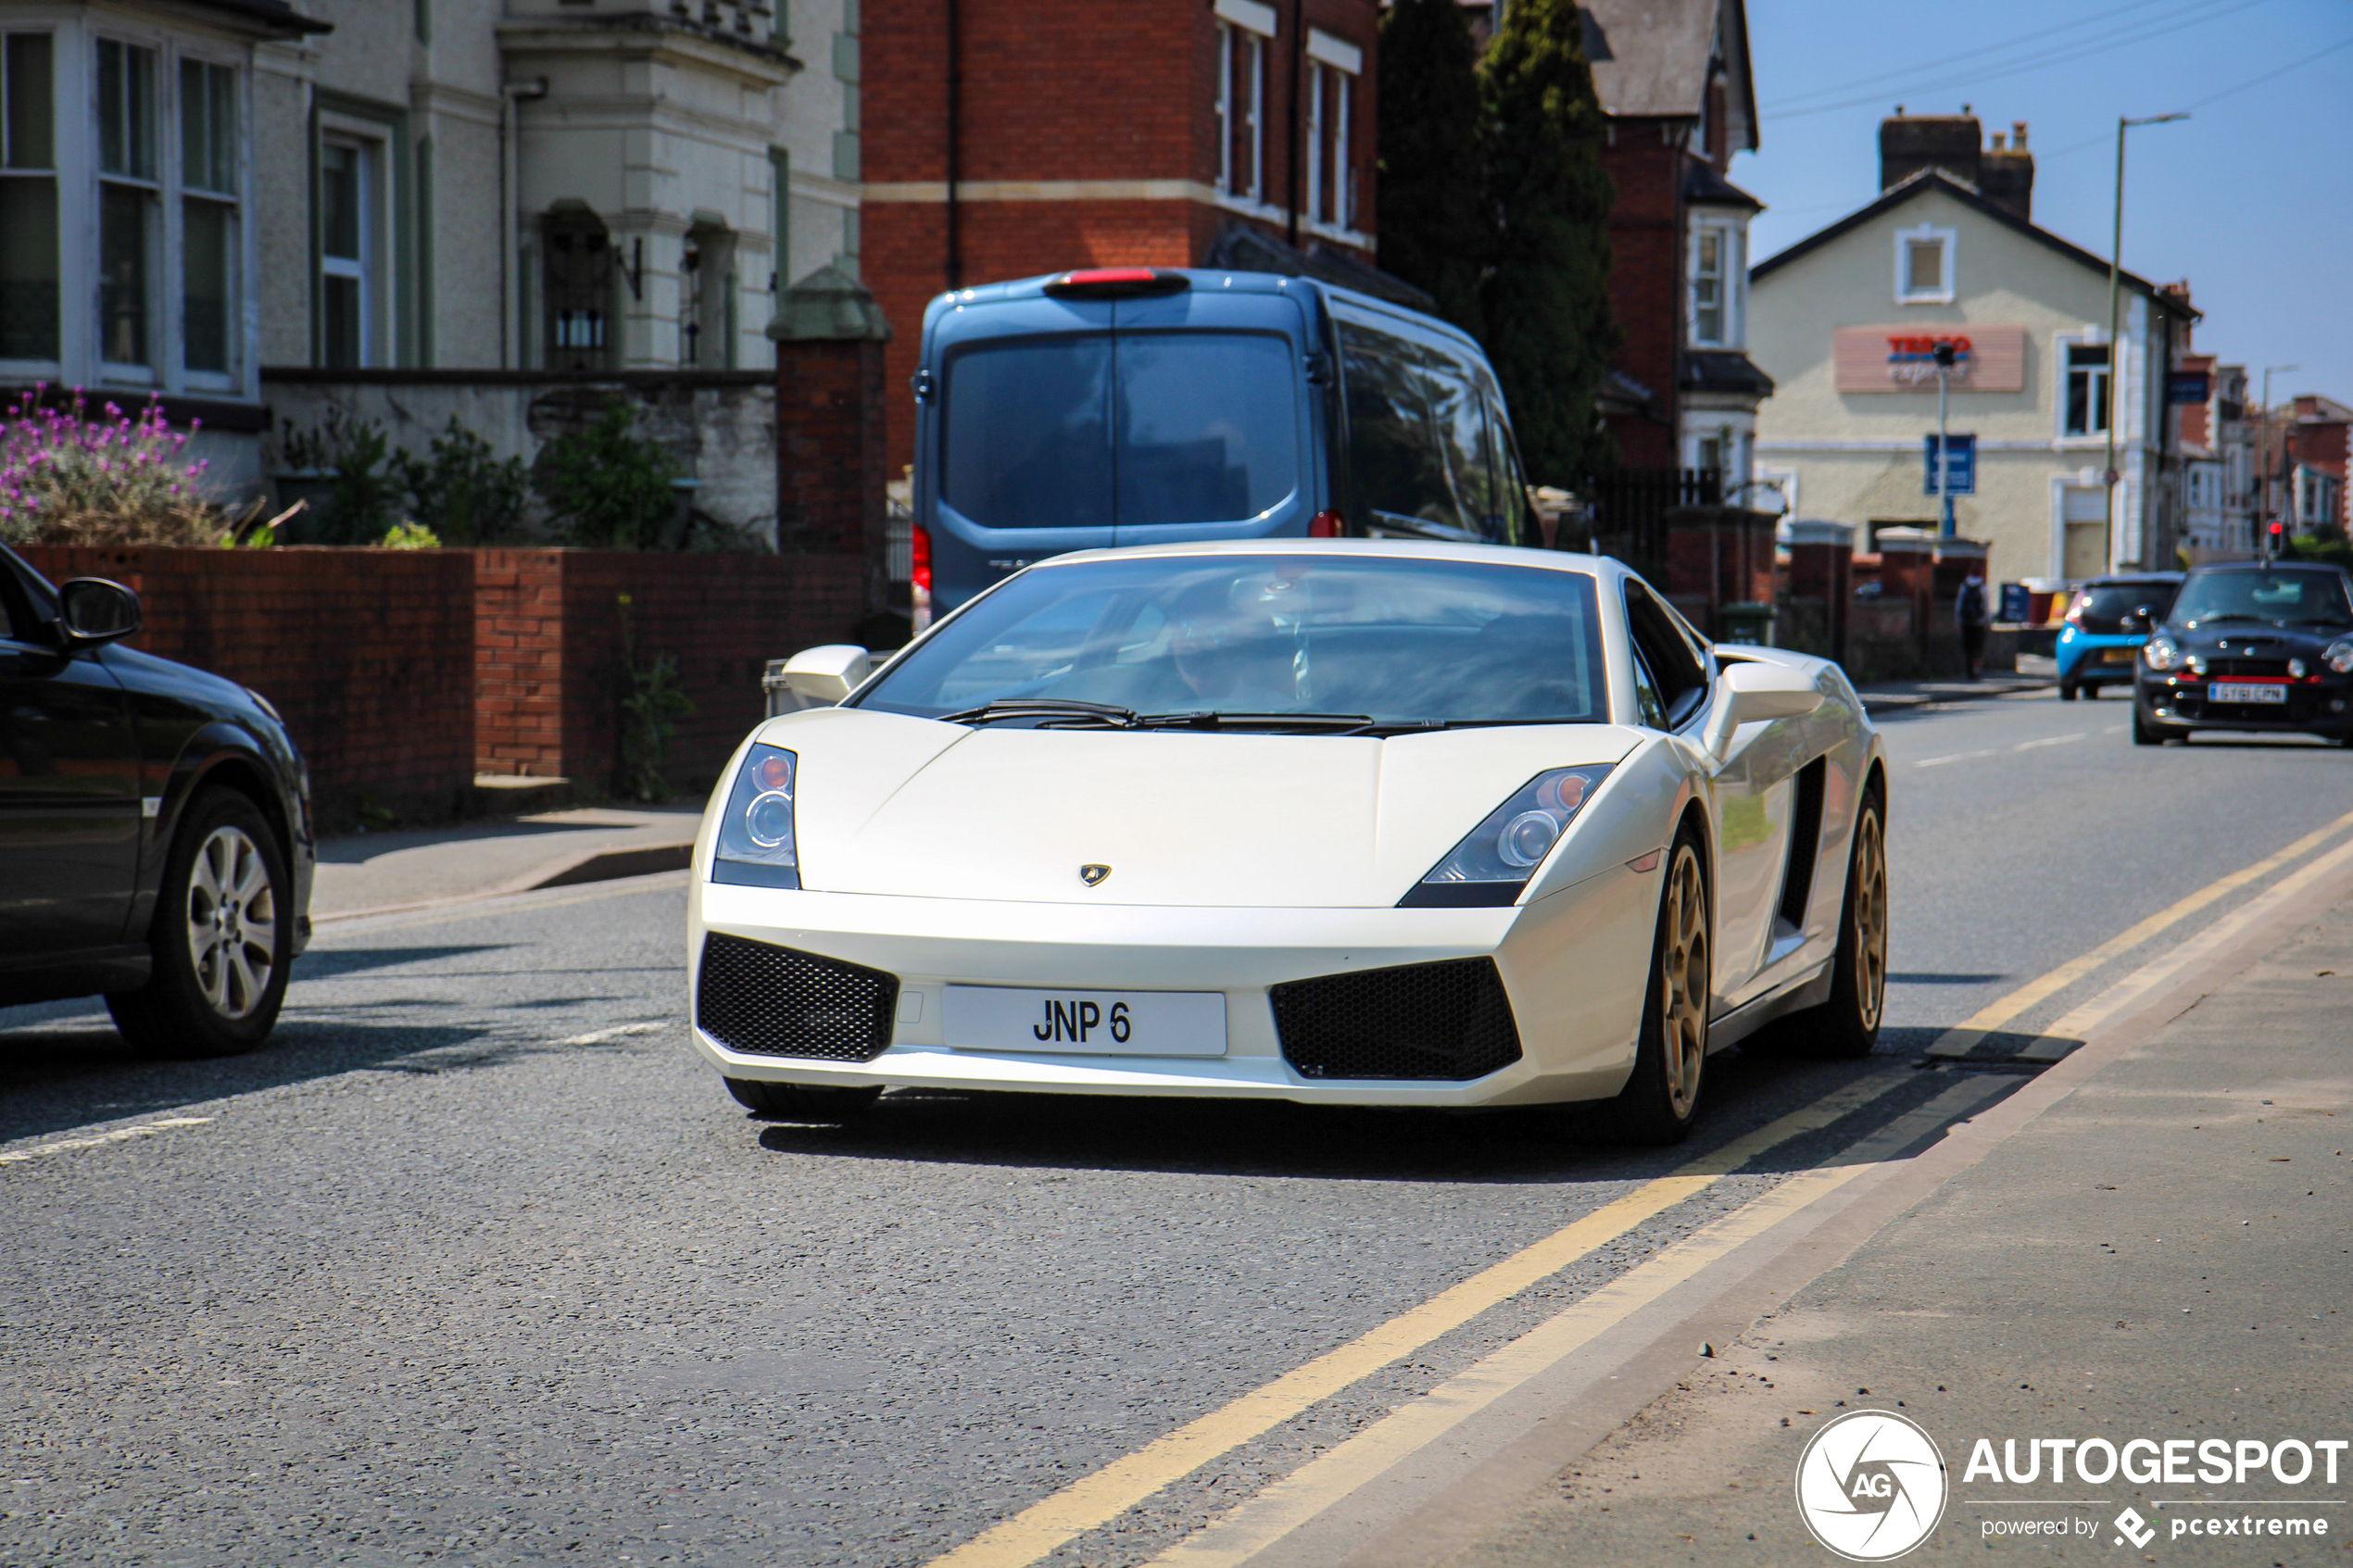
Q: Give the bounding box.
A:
[2132,604,2157,632]
[57,578,143,649]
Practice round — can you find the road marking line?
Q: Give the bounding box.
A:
[1911,748,1997,769]
[2011,831,2353,1061]
[2012,732,2085,750]
[1143,1077,2006,1568]
[326,873,687,936]
[918,1070,1913,1568]
[0,1117,215,1167]
[1926,805,2353,1057]
[557,1022,674,1046]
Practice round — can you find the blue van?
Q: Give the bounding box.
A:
[912,268,1538,612]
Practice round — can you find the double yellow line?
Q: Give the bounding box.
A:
[924,1069,1915,1568]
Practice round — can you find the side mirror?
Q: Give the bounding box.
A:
[57,578,143,649]
[1703,660,1825,760]
[781,643,872,705]
[2132,604,2157,632]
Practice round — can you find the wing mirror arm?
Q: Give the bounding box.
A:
[1703,662,1827,761]
[780,644,872,706]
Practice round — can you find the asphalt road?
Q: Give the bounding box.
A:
[1,689,2346,1568]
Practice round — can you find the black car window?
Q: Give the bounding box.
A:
[1114,331,1302,528]
[941,335,1114,530]
[2171,569,2353,628]
[1340,320,1501,542]
[1624,581,1709,727]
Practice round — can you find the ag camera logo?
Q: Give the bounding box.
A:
[1795,1410,1948,1561]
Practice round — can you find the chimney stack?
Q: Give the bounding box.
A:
[1980,118,2034,220]
[1880,110,1982,191]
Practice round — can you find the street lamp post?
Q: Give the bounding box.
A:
[1933,341,1956,540]
[2104,111,2190,571]
[2258,363,2298,557]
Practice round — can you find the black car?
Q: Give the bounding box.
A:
[2133,561,2353,746]
[1,545,314,1053]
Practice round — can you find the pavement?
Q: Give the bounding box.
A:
[4,695,2350,1567]
[310,802,705,920]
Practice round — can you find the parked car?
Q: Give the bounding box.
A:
[2133,561,2353,746]
[2056,572,2182,700]
[692,541,1888,1146]
[912,267,1539,613]
[0,546,314,1053]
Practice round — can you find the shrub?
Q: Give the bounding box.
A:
[0,388,226,546]
[396,419,528,546]
[274,409,402,545]
[534,400,683,549]
[378,521,442,549]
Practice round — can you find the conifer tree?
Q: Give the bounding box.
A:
[1374,0,1493,338]
[1479,0,1618,483]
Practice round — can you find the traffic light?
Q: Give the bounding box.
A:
[2268,521,2286,558]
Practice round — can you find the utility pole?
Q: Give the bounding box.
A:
[1934,341,1956,540]
[2104,111,2190,570]
[2259,363,2297,557]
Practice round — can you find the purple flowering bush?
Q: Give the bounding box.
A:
[0,388,228,546]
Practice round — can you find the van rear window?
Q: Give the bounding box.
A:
[939,332,1300,531]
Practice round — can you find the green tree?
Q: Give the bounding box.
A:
[1375,0,1493,338]
[1479,0,1618,483]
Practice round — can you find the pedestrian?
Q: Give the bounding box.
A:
[1955,571,1990,682]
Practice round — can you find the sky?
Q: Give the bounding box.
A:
[1733,0,2353,408]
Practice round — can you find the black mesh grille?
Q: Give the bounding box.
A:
[1271,958,1522,1081]
[2208,659,2291,678]
[696,933,899,1061]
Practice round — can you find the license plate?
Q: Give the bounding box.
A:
[944,985,1227,1057]
[2209,682,2287,705]
[2102,647,2134,663]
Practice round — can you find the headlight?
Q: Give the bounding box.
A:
[711,743,800,888]
[1400,765,1613,908]
[2184,654,2206,677]
[2143,636,2180,671]
[2289,658,2308,680]
[2327,639,2353,675]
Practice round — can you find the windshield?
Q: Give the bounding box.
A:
[939,332,1301,531]
[2171,569,2353,629]
[856,554,1610,726]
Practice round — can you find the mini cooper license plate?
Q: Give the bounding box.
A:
[944,986,1227,1057]
[2102,647,2135,663]
[2209,682,2287,705]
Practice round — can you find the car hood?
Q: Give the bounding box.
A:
[755,708,1646,907]
[2164,622,2353,656]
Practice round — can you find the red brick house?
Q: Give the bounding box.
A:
[1580,0,1771,478]
[863,0,1392,469]
[2263,395,2352,540]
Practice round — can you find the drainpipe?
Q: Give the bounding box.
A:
[500,77,548,370]
[944,0,961,289]
[1286,0,1304,246]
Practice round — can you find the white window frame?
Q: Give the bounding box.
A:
[93,28,164,386]
[1214,0,1275,209]
[1894,222,1955,306]
[0,25,64,377]
[1304,30,1359,232]
[317,123,383,369]
[2054,329,2112,445]
[1689,220,1741,348]
[173,44,241,391]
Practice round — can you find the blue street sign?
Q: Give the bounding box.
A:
[1923,433,1976,496]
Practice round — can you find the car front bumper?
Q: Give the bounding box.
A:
[686,869,1663,1109]
[2135,673,2353,738]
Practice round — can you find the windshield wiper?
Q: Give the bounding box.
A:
[2187,612,2263,624]
[2283,617,2353,628]
[937,697,1142,728]
[1133,710,1378,733]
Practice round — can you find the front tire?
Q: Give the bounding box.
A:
[1793,790,1887,1059]
[2058,682,2079,702]
[1604,829,1712,1145]
[108,790,293,1058]
[2132,709,2166,746]
[724,1078,883,1122]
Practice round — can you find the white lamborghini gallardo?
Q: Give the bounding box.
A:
[687,540,1888,1143]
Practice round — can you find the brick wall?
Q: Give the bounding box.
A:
[1601,131,1685,470]
[474,550,869,793]
[19,545,477,823]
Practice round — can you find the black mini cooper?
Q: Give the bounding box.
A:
[2133,561,2353,746]
[2,545,313,1053]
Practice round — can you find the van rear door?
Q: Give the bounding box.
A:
[1109,289,1316,546]
[925,295,1119,606]
[1335,310,1523,546]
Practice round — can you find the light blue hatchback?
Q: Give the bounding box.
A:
[2056,573,2183,699]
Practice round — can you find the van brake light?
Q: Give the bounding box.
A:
[912,523,933,593]
[1044,268,1189,298]
[1308,510,1344,538]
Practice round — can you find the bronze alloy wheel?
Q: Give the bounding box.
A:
[1849,806,1888,1035]
[1657,841,1711,1121]
[185,823,279,1020]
